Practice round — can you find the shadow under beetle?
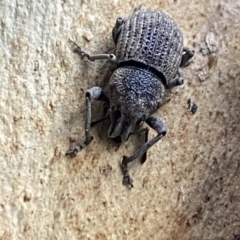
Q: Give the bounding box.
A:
[66,7,194,188]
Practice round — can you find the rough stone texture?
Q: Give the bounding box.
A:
[0,0,240,239]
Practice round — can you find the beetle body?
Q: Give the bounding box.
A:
[108,9,185,142]
[113,9,183,84]
[67,8,194,187]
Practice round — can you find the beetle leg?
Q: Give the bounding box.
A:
[166,47,195,89]
[121,116,166,188]
[66,87,109,158]
[129,127,149,136]
[129,127,149,163]
[166,48,195,89]
[140,127,149,164]
[90,116,108,127]
[70,40,117,63]
[166,68,184,89]
[112,17,125,44]
[180,48,195,67]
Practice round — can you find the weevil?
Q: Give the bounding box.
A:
[66,7,194,187]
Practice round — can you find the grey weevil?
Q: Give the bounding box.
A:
[66,7,195,188]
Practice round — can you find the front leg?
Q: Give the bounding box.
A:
[121,116,167,188]
[66,87,109,158]
[70,40,117,63]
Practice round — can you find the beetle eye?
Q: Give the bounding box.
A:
[114,110,121,120]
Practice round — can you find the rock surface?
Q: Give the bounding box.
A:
[0,0,240,239]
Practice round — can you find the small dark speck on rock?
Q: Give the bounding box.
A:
[187,98,198,115]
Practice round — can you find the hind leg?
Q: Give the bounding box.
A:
[167,47,195,89]
[112,17,125,44]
